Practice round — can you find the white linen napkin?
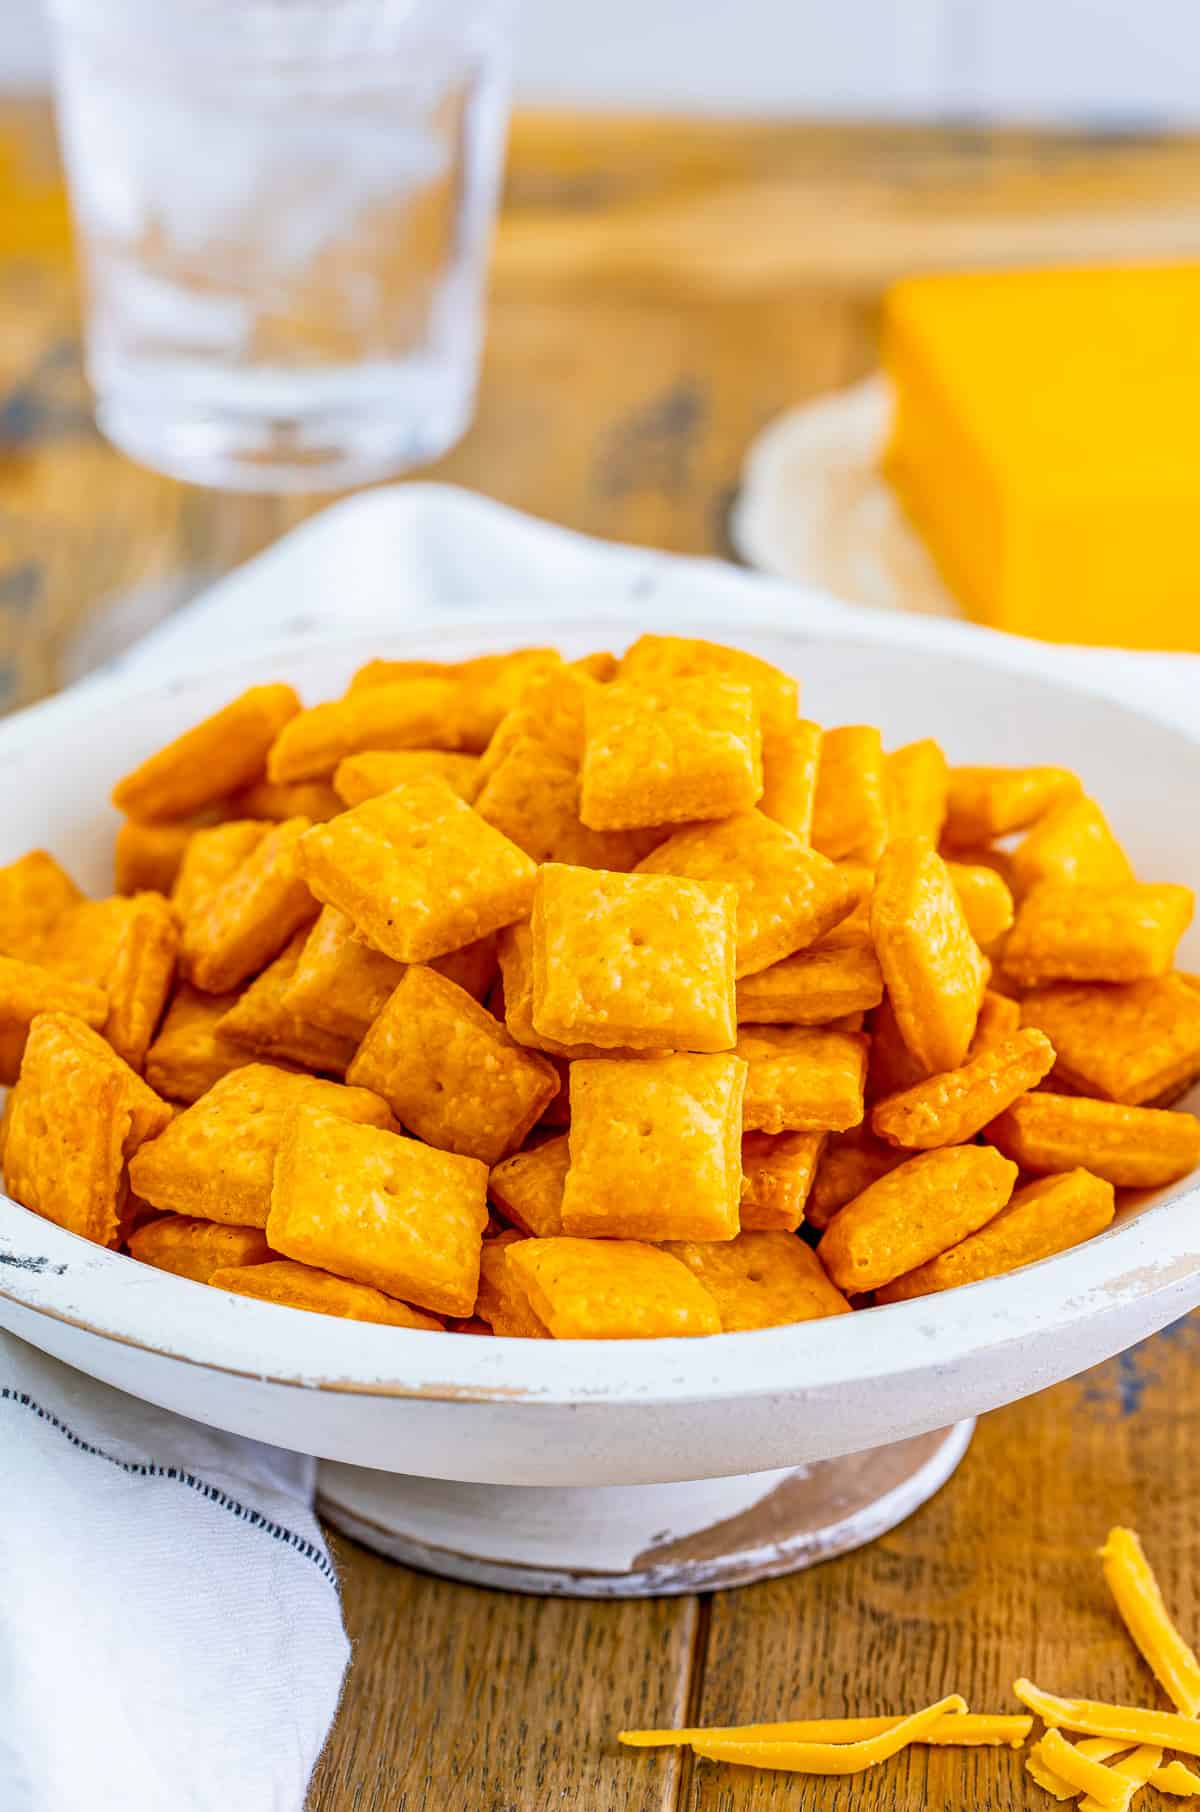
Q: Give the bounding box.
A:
[0,1331,348,1812]
[100,478,1200,742]
[3,481,1198,1812]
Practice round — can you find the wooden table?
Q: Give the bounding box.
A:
[3,101,1200,1811]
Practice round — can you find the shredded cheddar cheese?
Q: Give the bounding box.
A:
[1079,1745,1164,1812]
[1153,1760,1200,1797]
[1013,1678,1200,1756]
[688,1694,967,1775]
[1025,1740,1079,1801]
[1101,1527,1200,1717]
[618,1711,1031,1749]
[620,1528,1200,1799]
[1026,1734,1131,1801]
[1034,1729,1137,1810]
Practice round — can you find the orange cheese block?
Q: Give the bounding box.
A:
[883,263,1200,651]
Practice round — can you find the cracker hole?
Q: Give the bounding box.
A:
[629,930,647,948]
[638,1120,653,1137]
[747,1271,765,1285]
[410,834,429,851]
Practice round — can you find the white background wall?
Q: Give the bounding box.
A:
[5,0,1200,123]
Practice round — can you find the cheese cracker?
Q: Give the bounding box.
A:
[298,775,537,963]
[267,1105,488,1317]
[4,1013,171,1247]
[562,1054,746,1241]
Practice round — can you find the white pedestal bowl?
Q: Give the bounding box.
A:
[2,617,1198,1593]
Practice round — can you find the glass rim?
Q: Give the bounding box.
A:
[45,0,515,59]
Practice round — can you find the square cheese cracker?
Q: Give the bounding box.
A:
[297,775,537,964]
[870,835,987,1073]
[267,1105,488,1317]
[884,738,948,844]
[347,965,560,1166]
[503,1237,722,1338]
[129,1063,395,1228]
[282,905,404,1042]
[1019,976,1200,1106]
[876,1168,1115,1303]
[477,735,660,868]
[818,1144,1018,1294]
[115,819,196,897]
[562,1053,746,1241]
[637,812,857,977]
[942,764,1081,848]
[473,1231,549,1336]
[171,821,271,925]
[488,1135,570,1237]
[579,677,762,830]
[267,679,466,782]
[144,984,254,1103]
[181,817,318,994]
[1003,881,1193,986]
[986,1091,1200,1189]
[759,721,822,840]
[811,725,889,864]
[210,1258,443,1329]
[495,920,653,1061]
[530,863,737,1052]
[739,1130,825,1231]
[129,1215,274,1283]
[45,891,179,1071]
[734,922,882,1024]
[0,954,108,1086]
[661,1231,850,1330]
[738,1026,868,1134]
[112,684,300,822]
[217,933,358,1075]
[616,633,798,736]
[0,850,83,961]
[4,1013,171,1247]
[333,750,481,807]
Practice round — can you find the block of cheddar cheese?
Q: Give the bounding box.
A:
[883,263,1200,651]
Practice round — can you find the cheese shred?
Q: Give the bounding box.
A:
[1101,1527,1200,1717]
[1078,1745,1163,1812]
[1153,1760,1200,1797]
[688,1694,967,1775]
[1013,1678,1200,1756]
[619,1528,1200,1798]
[1024,1735,1129,1800]
[1033,1729,1138,1810]
[618,1711,1030,1750]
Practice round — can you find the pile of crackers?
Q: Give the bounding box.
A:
[2,634,1199,1340]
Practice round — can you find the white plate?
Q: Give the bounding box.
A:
[1,611,1198,1489]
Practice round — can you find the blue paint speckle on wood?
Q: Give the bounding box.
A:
[1082,1313,1197,1418]
[595,380,707,500]
[0,561,40,615]
[0,337,93,447]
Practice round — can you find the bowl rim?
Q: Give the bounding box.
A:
[2,611,1199,1409]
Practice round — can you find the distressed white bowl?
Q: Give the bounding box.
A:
[1,615,1198,1489]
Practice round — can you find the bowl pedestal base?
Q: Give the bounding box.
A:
[316,1419,973,1597]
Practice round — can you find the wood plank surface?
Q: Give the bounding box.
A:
[682,1316,1200,1811]
[308,1553,700,1812]
[1,98,1198,1812]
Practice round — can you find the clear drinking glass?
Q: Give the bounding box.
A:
[45,0,513,492]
